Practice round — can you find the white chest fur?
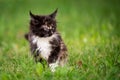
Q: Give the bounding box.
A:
[32,34,57,60]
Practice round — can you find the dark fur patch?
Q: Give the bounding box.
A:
[48,37,61,63]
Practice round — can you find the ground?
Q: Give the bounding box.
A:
[0,0,120,80]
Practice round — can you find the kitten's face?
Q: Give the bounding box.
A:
[30,9,57,37]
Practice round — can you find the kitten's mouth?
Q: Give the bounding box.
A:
[36,29,53,37]
[39,33,52,37]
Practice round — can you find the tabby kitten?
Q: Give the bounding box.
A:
[25,9,67,72]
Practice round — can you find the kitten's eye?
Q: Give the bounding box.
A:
[48,21,53,26]
[34,20,39,25]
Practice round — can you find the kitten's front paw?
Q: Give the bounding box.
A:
[49,62,58,72]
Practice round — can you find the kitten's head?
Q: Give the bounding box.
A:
[30,9,57,37]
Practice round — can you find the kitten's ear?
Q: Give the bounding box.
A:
[49,9,58,19]
[29,11,35,19]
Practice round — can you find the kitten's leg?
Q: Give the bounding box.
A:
[48,35,67,72]
[34,51,46,68]
[48,38,60,72]
[30,43,45,67]
[48,54,59,72]
[48,52,67,72]
[49,60,59,72]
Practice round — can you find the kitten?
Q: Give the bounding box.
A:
[25,9,68,72]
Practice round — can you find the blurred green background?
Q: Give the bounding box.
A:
[0,0,120,80]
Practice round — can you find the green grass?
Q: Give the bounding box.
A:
[0,0,120,80]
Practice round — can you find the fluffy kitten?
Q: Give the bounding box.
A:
[25,9,67,72]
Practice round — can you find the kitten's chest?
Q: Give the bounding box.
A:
[32,35,52,60]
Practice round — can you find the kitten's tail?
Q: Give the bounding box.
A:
[24,33,29,40]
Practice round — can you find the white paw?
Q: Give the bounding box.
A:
[49,62,58,72]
